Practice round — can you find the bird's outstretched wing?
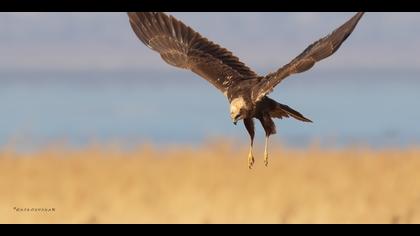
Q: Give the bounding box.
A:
[128,12,258,95]
[252,12,364,102]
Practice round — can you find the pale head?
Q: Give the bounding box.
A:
[230,97,247,125]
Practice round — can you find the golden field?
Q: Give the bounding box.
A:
[1,141,420,224]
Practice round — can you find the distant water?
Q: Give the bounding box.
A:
[0,68,419,151]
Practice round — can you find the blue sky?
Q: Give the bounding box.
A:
[1,12,419,73]
[1,12,420,148]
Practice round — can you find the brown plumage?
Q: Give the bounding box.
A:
[127,12,364,169]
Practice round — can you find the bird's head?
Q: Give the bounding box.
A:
[230,97,248,125]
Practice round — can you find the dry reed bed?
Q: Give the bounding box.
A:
[1,143,420,223]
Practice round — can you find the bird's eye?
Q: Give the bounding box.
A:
[234,114,241,120]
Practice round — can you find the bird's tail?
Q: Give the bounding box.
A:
[269,101,312,123]
[278,103,312,122]
[264,96,312,123]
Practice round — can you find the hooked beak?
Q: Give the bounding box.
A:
[232,116,239,125]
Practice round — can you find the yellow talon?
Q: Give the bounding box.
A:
[264,150,268,167]
[264,136,269,167]
[248,148,255,169]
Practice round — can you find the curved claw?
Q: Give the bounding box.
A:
[264,150,269,167]
[248,149,255,169]
[264,136,269,167]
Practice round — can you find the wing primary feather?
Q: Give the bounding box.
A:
[127,12,259,95]
[253,12,364,101]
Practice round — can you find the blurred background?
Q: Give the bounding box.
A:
[2,13,420,224]
[1,12,419,151]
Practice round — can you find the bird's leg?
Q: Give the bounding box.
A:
[264,135,269,167]
[248,138,254,169]
[259,115,276,168]
[243,118,255,169]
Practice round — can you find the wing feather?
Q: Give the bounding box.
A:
[128,12,258,94]
[252,12,364,101]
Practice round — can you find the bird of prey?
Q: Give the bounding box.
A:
[127,12,364,169]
